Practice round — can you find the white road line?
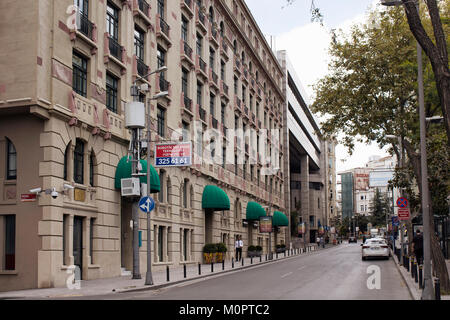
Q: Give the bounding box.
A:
[297,266,306,271]
[281,272,293,279]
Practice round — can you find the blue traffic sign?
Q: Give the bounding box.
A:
[392,216,399,226]
[139,196,155,213]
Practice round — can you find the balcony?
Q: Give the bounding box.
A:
[212,117,218,129]
[234,57,241,75]
[133,0,151,25]
[209,24,219,48]
[108,36,122,61]
[220,39,229,61]
[156,14,171,46]
[136,57,149,79]
[196,55,208,80]
[220,80,229,100]
[180,39,194,66]
[155,74,171,101]
[181,92,193,118]
[199,106,206,122]
[242,67,249,84]
[69,12,98,55]
[195,6,207,34]
[235,96,242,112]
[104,33,126,74]
[180,0,194,18]
[209,69,219,89]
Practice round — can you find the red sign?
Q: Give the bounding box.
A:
[398,208,410,220]
[21,194,37,202]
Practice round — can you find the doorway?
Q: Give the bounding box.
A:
[73,216,83,279]
[205,209,213,244]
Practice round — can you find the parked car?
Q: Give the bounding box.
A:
[349,236,357,243]
[361,238,390,260]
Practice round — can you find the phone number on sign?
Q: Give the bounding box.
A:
[156,157,191,166]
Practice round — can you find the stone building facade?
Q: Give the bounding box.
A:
[0,0,287,291]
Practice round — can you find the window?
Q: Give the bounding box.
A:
[73,139,84,184]
[90,218,95,264]
[72,51,88,97]
[106,2,119,40]
[234,76,238,95]
[158,170,165,202]
[157,0,165,17]
[134,27,145,61]
[220,60,225,81]
[106,73,118,113]
[3,215,15,270]
[196,129,203,157]
[89,150,95,186]
[222,146,226,168]
[181,16,188,42]
[181,68,189,96]
[208,6,214,24]
[182,121,190,142]
[157,105,165,137]
[158,226,164,262]
[221,103,225,124]
[64,143,70,181]
[209,93,215,117]
[183,179,188,208]
[197,82,203,107]
[6,138,16,180]
[309,215,315,227]
[209,48,215,72]
[157,46,166,80]
[196,33,203,57]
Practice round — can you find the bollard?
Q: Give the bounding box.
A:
[184,264,187,278]
[406,256,409,272]
[211,262,214,273]
[251,257,253,264]
[232,258,234,269]
[222,259,225,270]
[166,265,170,282]
[435,278,441,300]
[414,262,418,283]
[276,252,278,259]
[411,257,415,278]
[242,258,244,266]
[198,263,201,275]
[265,254,267,261]
[260,255,262,263]
[284,250,286,257]
[419,265,423,289]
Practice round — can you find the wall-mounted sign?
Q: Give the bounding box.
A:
[74,188,86,202]
[21,193,37,202]
[155,142,192,167]
[259,216,272,233]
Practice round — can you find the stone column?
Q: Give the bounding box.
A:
[300,155,310,244]
[154,224,159,262]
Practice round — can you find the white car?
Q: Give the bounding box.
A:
[361,238,390,260]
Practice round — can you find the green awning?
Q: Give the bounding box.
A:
[201,185,230,211]
[114,156,160,193]
[273,211,289,227]
[246,201,266,221]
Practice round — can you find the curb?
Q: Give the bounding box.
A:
[390,248,419,300]
[113,245,337,294]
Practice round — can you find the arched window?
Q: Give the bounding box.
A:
[233,40,237,54]
[234,198,240,220]
[241,51,245,64]
[64,143,70,181]
[73,139,84,184]
[249,61,252,73]
[89,149,96,187]
[182,178,189,208]
[6,138,17,180]
[219,21,224,38]
[208,6,214,24]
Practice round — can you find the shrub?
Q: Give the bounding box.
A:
[203,243,217,253]
[248,245,257,252]
[216,242,228,253]
[255,245,263,251]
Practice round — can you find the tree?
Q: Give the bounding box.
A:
[369,188,391,227]
[311,6,450,291]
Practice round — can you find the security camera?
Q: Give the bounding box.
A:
[51,187,58,199]
[63,184,75,190]
[30,187,42,194]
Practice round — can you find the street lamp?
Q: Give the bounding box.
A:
[381,0,434,299]
[130,66,168,285]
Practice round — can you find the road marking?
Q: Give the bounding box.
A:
[281,272,293,279]
[297,266,306,271]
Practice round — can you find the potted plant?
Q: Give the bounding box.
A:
[203,243,217,264]
[255,245,263,257]
[216,243,227,262]
[248,245,257,258]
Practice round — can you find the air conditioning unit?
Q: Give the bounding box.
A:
[121,178,141,197]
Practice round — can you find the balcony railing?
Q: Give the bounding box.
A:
[197,9,206,26]
[222,82,229,96]
[184,0,192,7]
[212,117,218,129]
[160,77,169,92]
[199,57,207,74]
[183,40,193,59]
[77,13,94,41]
[244,106,249,115]
[108,36,122,61]
[211,70,218,85]
[138,0,150,17]
[184,94,192,111]
[137,58,149,78]
[159,17,170,38]
[199,107,206,121]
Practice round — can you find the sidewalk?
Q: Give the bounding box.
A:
[0,243,335,300]
[391,249,450,300]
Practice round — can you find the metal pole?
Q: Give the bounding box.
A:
[145,93,153,285]
[132,200,141,279]
[416,1,433,299]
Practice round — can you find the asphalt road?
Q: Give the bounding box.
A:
[55,243,412,300]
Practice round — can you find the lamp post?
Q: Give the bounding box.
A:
[381,0,434,299]
[130,66,168,285]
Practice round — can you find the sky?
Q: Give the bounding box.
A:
[244,0,391,173]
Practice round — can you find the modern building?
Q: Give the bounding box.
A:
[277,51,332,245]
[0,0,288,291]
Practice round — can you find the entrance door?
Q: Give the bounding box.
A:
[73,216,83,279]
[205,209,213,244]
[310,230,316,244]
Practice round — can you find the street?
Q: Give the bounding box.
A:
[57,243,411,300]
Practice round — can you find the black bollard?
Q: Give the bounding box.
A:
[265,254,267,261]
[414,262,418,283]
[222,259,225,270]
[184,264,187,278]
[284,250,286,257]
[251,257,253,264]
[411,257,414,278]
[276,252,278,259]
[211,262,214,273]
[260,255,262,263]
[419,265,423,289]
[198,263,201,275]
[242,258,244,266]
[406,256,409,272]
[166,265,170,282]
[435,278,441,300]
[232,258,234,269]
